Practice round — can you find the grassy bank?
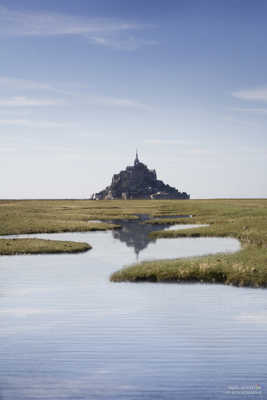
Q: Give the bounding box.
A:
[0,238,91,255]
[0,198,185,255]
[110,247,267,288]
[0,198,170,255]
[0,199,123,255]
[110,199,267,288]
[1,199,267,279]
[0,200,121,236]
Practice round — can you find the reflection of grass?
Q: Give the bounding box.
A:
[110,199,267,288]
[0,238,91,255]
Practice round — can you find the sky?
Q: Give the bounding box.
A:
[1,0,267,199]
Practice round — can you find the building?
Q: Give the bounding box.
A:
[91,151,190,200]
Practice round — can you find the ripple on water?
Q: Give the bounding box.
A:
[0,218,265,400]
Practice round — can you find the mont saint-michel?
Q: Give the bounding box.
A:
[91,152,190,200]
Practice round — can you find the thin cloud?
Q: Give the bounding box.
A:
[89,36,158,51]
[0,76,70,94]
[145,140,267,158]
[0,92,151,112]
[232,87,267,102]
[178,148,267,159]
[30,145,84,160]
[87,96,152,111]
[0,307,57,317]
[0,78,152,112]
[0,77,152,110]
[0,109,33,116]
[144,139,195,145]
[240,146,267,156]
[224,116,259,128]
[0,146,16,153]
[144,139,214,157]
[237,312,267,324]
[180,149,214,156]
[0,6,156,50]
[0,119,69,128]
[0,96,65,107]
[0,6,142,36]
[0,76,54,90]
[232,107,267,114]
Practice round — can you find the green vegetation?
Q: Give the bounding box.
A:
[0,238,91,255]
[0,199,122,255]
[0,198,179,255]
[0,200,122,236]
[1,199,267,285]
[110,248,267,288]
[110,199,267,288]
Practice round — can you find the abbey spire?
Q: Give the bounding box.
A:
[134,149,140,166]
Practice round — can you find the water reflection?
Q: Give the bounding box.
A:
[111,217,167,258]
[110,215,204,259]
[0,217,264,400]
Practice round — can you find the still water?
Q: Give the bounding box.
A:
[0,219,266,399]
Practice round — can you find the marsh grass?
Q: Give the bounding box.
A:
[110,247,267,288]
[2,198,267,281]
[0,199,122,254]
[0,238,91,255]
[149,216,267,247]
[0,203,120,236]
[109,199,267,288]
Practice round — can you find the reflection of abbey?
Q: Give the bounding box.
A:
[91,152,190,200]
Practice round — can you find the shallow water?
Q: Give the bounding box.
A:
[167,223,209,231]
[0,220,266,399]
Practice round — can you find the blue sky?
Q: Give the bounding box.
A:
[1,0,267,198]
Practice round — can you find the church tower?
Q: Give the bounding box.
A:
[134,149,140,166]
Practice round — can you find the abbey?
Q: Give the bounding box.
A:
[91,152,190,200]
